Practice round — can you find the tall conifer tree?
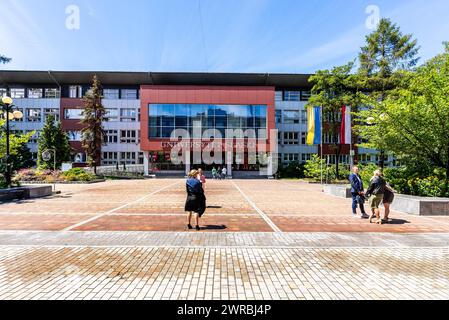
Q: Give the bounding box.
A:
[358,18,420,168]
[81,75,106,175]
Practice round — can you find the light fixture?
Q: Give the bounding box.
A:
[366,117,376,125]
[2,96,13,105]
[12,110,23,119]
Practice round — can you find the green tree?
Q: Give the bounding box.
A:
[81,75,106,175]
[9,142,35,171]
[1,118,33,187]
[0,55,11,64]
[37,115,71,169]
[359,18,420,79]
[358,18,420,168]
[307,62,360,179]
[356,43,449,193]
[0,119,33,158]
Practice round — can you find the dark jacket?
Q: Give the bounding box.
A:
[185,178,206,216]
[349,173,364,194]
[366,176,386,197]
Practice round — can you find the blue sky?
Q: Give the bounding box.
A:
[1,0,448,73]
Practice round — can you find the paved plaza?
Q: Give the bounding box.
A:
[0,179,448,300]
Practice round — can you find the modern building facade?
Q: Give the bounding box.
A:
[0,71,386,176]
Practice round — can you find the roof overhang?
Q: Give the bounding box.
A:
[0,70,313,88]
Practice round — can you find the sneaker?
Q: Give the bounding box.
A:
[195,225,201,231]
[361,213,370,219]
[352,214,359,218]
[187,224,193,230]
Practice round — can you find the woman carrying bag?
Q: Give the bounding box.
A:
[185,170,207,231]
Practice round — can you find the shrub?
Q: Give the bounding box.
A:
[304,155,342,182]
[382,166,448,198]
[13,168,97,183]
[62,168,96,182]
[278,161,305,179]
[358,163,380,186]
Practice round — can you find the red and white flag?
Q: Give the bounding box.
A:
[340,106,352,145]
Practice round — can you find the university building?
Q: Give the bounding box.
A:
[0,71,386,176]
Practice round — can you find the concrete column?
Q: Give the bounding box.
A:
[267,153,273,176]
[144,152,150,176]
[226,151,233,178]
[185,152,191,176]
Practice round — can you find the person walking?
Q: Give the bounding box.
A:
[349,166,369,219]
[365,169,387,225]
[382,176,395,223]
[222,167,227,180]
[198,168,206,190]
[212,167,217,180]
[185,170,206,231]
[217,167,222,180]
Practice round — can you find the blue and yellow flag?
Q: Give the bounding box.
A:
[306,106,321,146]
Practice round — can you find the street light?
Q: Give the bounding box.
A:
[1,96,24,188]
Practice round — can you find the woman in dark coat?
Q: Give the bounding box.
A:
[185,170,206,231]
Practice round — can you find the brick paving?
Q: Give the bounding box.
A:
[0,243,447,300]
[1,179,449,233]
[1,179,449,300]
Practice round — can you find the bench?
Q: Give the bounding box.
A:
[0,188,27,202]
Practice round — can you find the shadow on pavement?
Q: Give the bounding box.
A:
[384,219,410,225]
[200,225,227,230]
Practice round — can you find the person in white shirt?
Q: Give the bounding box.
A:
[222,167,227,180]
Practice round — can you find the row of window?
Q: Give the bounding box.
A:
[12,129,140,145]
[102,152,144,165]
[2,108,59,122]
[280,153,314,163]
[68,87,139,99]
[275,91,311,102]
[0,87,138,100]
[282,154,395,166]
[149,104,268,138]
[278,132,343,145]
[64,108,139,122]
[3,88,308,101]
[275,110,308,125]
[0,88,60,99]
[68,130,141,144]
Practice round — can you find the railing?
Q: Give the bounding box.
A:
[85,165,144,178]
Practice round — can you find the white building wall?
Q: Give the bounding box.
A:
[9,98,61,156]
[275,100,318,164]
[101,99,142,165]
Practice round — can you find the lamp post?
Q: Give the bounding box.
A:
[1,96,24,188]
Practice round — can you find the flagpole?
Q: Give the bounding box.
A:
[320,106,323,188]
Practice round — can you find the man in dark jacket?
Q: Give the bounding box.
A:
[349,166,368,219]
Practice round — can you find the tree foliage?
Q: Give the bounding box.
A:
[0,55,11,64]
[359,18,420,79]
[81,75,106,174]
[356,44,449,192]
[307,62,360,178]
[9,143,35,171]
[0,119,33,158]
[356,18,421,168]
[0,118,34,187]
[37,115,71,169]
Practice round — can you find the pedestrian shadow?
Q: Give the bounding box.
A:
[384,219,409,225]
[206,206,222,209]
[200,225,227,231]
